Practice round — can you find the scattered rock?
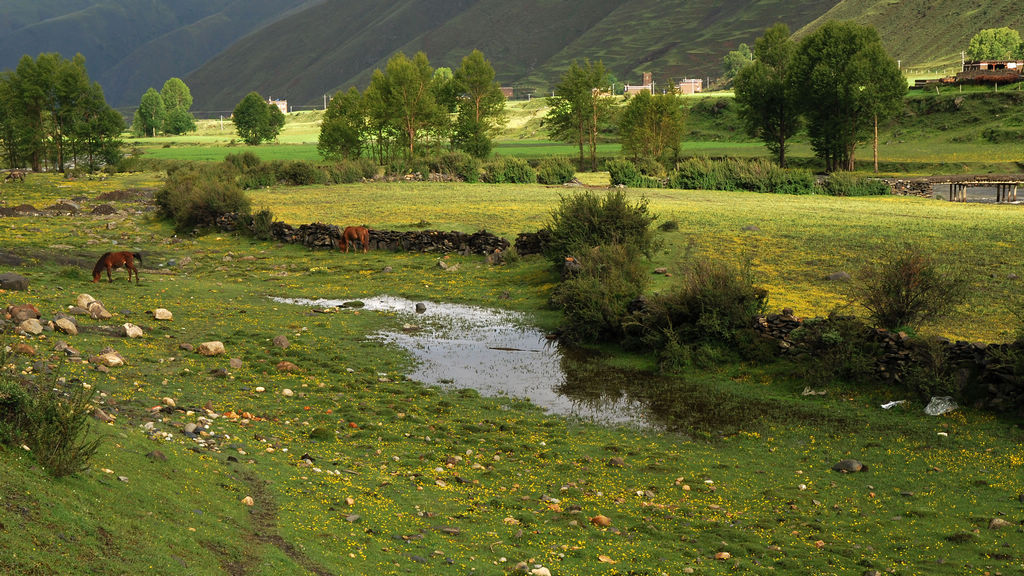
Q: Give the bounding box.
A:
[54,341,80,357]
[146,450,167,462]
[653,267,668,275]
[589,514,611,527]
[76,294,97,309]
[988,518,1015,530]
[198,341,225,356]
[741,225,761,232]
[67,306,90,316]
[18,318,43,335]
[88,301,112,320]
[831,459,867,473]
[209,368,229,378]
[0,273,29,291]
[123,323,144,338]
[8,304,40,323]
[826,271,852,282]
[13,342,36,356]
[93,408,115,423]
[530,568,551,576]
[272,335,290,349]
[229,358,243,369]
[92,351,125,367]
[150,308,173,321]
[415,303,427,313]
[179,343,194,352]
[276,361,300,372]
[608,457,626,467]
[162,397,176,407]
[55,318,78,335]
[714,551,732,560]
[241,496,254,506]
[281,388,294,397]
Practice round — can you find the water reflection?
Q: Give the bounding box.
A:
[271,295,651,427]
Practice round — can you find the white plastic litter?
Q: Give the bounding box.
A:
[924,396,958,416]
[881,400,906,409]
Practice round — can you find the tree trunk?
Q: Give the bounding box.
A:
[873,114,878,173]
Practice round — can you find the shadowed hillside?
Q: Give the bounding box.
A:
[186,0,839,109]
[0,0,318,107]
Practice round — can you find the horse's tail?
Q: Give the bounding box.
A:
[133,252,142,264]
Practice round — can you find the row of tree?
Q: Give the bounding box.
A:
[315,49,507,163]
[0,53,123,172]
[131,78,197,137]
[733,21,906,172]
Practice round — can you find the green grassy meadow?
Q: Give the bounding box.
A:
[1,172,1023,575]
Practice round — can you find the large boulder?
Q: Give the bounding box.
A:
[17,318,43,335]
[150,308,173,321]
[88,301,112,320]
[55,318,79,335]
[76,294,97,309]
[198,341,226,356]
[123,323,144,338]
[8,304,40,323]
[0,273,30,291]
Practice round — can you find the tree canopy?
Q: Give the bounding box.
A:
[545,59,611,170]
[966,27,1023,61]
[160,78,196,135]
[618,90,686,163]
[790,21,906,172]
[452,49,507,158]
[318,87,365,161]
[733,23,802,167]
[233,92,285,145]
[0,52,123,172]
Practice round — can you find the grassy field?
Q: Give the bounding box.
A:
[1,172,1022,575]
[129,91,1024,175]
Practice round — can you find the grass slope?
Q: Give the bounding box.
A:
[798,0,1024,74]
[0,173,1022,575]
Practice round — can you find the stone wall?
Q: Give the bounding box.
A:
[754,310,1023,416]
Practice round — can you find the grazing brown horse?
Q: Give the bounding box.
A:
[92,251,142,285]
[338,226,370,253]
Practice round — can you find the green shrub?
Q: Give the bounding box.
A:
[905,337,963,400]
[224,151,262,172]
[250,208,275,240]
[851,244,969,331]
[606,158,641,186]
[156,166,251,232]
[0,377,29,445]
[624,259,768,368]
[785,314,881,385]
[820,172,889,196]
[327,159,373,184]
[543,189,659,264]
[483,156,536,184]
[22,377,103,477]
[549,244,649,344]
[276,161,327,186]
[238,163,277,189]
[606,158,666,188]
[658,220,679,232]
[536,157,576,185]
[432,151,481,183]
[668,157,816,194]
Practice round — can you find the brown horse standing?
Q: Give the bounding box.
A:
[92,251,142,285]
[338,226,370,253]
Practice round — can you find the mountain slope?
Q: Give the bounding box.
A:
[798,0,1024,71]
[0,0,318,107]
[186,0,839,109]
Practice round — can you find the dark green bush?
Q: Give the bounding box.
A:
[22,377,102,477]
[327,159,374,184]
[432,151,481,183]
[156,165,251,232]
[820,172,889,196]
[549,244,649,344]
[851,244,968,331]
[785,314,881,385]
[668,157,816,194]
[543,189,659,264]
[237,163,277,189]
[275,161,328,186]
[606,158,667,188]
[536,157,576,185]
[250,208,275,240]
[483,156,536,184]
[224,151,262,172]
[624,259,768,370]
[606,158,641,186]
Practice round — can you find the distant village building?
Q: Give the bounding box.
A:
[955,60,1024,84]
[962,59,1024,72]
[675,78,703,94]
[624,72,654,95]
[268,98,288,114]
[499,86,514,99]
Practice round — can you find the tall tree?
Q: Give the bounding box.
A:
[318,87,366,161]
[545,59,611,170]
[618,90,687,163]
[790,21,906,172]
[452,49,506,159]
[160,77,196,135]
[721,43,754,87]
[233,92,284,145]
[733,23,802,167]
[134,88,165,138]
[380,52,441,158]
[967,27,1023,60]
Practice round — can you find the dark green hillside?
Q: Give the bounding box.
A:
[799,0,1024,72]
[0,0,316,107]
[187,0,838,109]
